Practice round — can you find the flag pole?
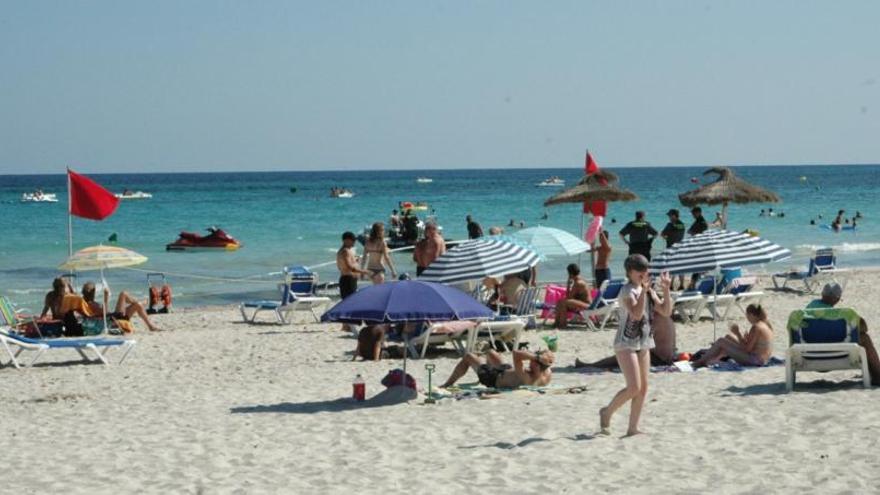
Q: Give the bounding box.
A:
[67,168,73,257]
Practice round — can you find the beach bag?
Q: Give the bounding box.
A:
[381,369,417,390]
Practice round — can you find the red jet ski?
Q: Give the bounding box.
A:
[166,227,242,251]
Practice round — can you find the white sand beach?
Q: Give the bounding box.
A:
[3,271,880,494]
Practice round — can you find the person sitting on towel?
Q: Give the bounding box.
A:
[440,349,555,389]
[691,304,772,368]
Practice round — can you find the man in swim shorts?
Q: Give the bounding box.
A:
[440,349,555,389]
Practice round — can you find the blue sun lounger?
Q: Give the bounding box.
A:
[0,327,136,369]
[240,265,331,324]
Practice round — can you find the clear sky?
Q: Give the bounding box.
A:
[1,0,878,174]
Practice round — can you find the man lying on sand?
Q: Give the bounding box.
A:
[807,283,880,384]
[441,349,554,389]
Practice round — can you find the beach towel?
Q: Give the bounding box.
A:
[432,383,588,401]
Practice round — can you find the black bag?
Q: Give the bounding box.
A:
[62,312,84,337]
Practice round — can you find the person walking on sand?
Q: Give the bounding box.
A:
[599,255,667,437]
[361,222,397,284]
[337,231,369,332]
[619,211,658,261]
[413,222,446,276]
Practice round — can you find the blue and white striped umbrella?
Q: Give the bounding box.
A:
[649,229,791,275]
[418,239,541,284]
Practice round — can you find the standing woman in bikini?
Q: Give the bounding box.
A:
[362,222,398,284]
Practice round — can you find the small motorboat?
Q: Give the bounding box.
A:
[330,187,354,198]
[536,177,565,187]
[114,190,153,200]
[21,191,58,203]
[416,177,433,183]
[166,227,242,251]
[399,201,429,212]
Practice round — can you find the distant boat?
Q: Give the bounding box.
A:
[21,191,58,203]
[536,177,565,187]
[330,188,355,198]
[416,177,433,183]
[114,190,153,200]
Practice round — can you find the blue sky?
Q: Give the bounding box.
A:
[1,0,878,173]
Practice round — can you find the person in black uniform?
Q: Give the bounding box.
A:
[661,209,687,290]
[687,206,710,289]
[688,206,709,236]
[619,211,658,261]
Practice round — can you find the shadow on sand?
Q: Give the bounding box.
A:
[722,378,870,397]
[230,386,417,415]
[459,433,598,450]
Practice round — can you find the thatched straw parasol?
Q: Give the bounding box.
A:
[543,170,639,206]
[678,167,780,229]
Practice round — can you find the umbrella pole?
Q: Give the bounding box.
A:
[101,267,109,333]
[721,202,729,230]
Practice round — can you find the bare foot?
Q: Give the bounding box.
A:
[599,407,611,435]
[149,326,165,332]
[624,429,645,437]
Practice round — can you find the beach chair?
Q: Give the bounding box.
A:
[772,248,841,292]
[406,320,476,358]
[469,318,526,353]
[240,266,331,324]
[785,308,870,391]
[0,327,136,369]
[578,279,625,331]
[673,277,735,323]
[721,276,764,319]
[0,296,61,338]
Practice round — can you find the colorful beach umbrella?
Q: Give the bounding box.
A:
[58,245,148,333]
[648,229,790,275]
[511,226,589,258]
[59,245,147,271]
[418,239,541,285]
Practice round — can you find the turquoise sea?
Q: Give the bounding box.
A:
[2,165,878,309]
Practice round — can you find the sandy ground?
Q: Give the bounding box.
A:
[2,270,880,494]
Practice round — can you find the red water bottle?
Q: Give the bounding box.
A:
[352,374,365,401]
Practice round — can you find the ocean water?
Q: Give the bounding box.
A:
[2,165,878,309]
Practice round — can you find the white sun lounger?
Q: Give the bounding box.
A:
[1,327,136,369]
[785,308,870,392]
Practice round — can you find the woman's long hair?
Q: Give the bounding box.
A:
[369,222,384,243]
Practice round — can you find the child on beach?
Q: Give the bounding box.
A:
[599,255,669,437]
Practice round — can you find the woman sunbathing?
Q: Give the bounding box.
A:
[691,304,772,368]
[440,349,554,389]
[80,282,164,332]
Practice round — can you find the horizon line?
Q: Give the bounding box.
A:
[1,161,878,177]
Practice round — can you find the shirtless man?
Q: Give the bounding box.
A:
[554,263,592,329]
[337,232,369,332]
[413,222,446,276]
[440,349,555,389]
[337,231,369,297]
